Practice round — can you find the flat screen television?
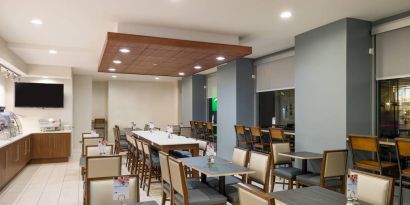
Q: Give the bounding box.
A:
[15,82,64,108]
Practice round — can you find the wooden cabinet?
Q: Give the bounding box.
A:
[31,133,71,163]
[0,148,6,188]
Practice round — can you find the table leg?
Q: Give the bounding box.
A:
[201,173,207,183]
[302,159,307,174]
[219,176,226,195]
[191,146,200,178]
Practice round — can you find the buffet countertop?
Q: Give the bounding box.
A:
[0,130,72,149]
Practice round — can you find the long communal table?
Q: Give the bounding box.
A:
[131,130,200,156]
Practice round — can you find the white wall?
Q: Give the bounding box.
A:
[107,80,179,141]
[0,76,6,106]
[73,75,92,150]
[5,77,73,134]
[92,81,108,119]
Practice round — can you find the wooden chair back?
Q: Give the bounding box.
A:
[270,143,292,165]
[232,147,249,167]
[206,122,213,130]
[87,175,139,205]
[197,140,208,156]
[250,127,262,137]
[349,169,394,205]
[159,151,172,185]
[269,128,285,142]
[321,149,348,179]
[85,145,114,156]
[235,125,246,135]
[349,134,378,152]
[168,157,189,204]
[86,155,121,178]
[396,138,410,157]
[247,151,272,192]
[237,183,275,205]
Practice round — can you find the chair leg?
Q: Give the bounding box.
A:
[161,192,166,205]
[399,177,403,205]
[288,179,293,190]
[296,181,301,188]
[283,178,285,189]
[270,174,276,192]
[147,167,152,196]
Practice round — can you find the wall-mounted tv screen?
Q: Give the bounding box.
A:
[15,82,64,108]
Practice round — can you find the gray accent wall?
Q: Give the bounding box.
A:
[181,77,193,126]
[217,59,254,160]
[192,75,206,121]
[295,18,372,154]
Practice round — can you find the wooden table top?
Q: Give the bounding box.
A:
[278,151,323,160]
[179,156,255,177]
[270,186,372,205]
[133,130,199,146]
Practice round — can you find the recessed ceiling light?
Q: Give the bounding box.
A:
[48,49,57,54]
[155,77,160,80]
[108,68,116,72]
[194,65,202,70]
[31,19,43,25]
[178,72,185,76]
[280,11,292,19]
[113,60,122,64]
[153,64,158,66]
[119,48,130,53]
[216,56,225,61]
[112,75,117,78]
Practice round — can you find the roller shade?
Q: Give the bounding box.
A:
[376,26,410,80]
[256,56,294,92]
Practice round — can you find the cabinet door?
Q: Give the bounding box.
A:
[0,148,6,188]
[51,133,71,158]
[31,134,52,159]
[5,143,19,180]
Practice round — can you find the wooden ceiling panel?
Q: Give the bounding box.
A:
[98,32,252,76]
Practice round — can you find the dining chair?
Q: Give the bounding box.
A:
[82,137,104,156]
[85,145,114,156]
[270,143,303,192]
[237,183,275,205]
[168,157,227,205]
[141,142,161,196]
[205,122,216,143]
[86,175,140,205]
[158,152,207,205]
[171,125,182,135]
[250,127,269,153]
[86,155,122,179]
[296,149,348,193]
[395,138,410,205]
[234,125,252,150]
[136,139,145,185]
[189,121,197,138]
[125,134,134,169]
[196,121,206,139]
[349,169,395,205]
[268,128,286,143]
[113,125,128,154]
[348,134,396,175]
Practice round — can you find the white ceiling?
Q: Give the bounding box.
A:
[0,0,409,79]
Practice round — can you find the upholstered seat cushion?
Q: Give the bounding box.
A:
[296,174,341,187]
[151,155,160,167]
[206,176,242,188]
[175,188,227,205]
[120,140,128,148]
[163,179,207,194]
[172,150,192,158]
[274,167,303,179]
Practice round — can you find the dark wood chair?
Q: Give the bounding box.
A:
[250,127,269,152]
[348,134,397,175]
[395,138,410,205]
[234,125,252,150]
[269,128,286,142]
[205,122,216,143]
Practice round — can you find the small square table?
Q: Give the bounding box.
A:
[270,186,372,205]
[179,156,255,195]
[278,151,323,174]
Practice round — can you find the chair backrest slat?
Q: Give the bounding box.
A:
[396,138,410,157]
[168,157,188,202]
[269,128,284,141]
[271,143,292,165]
[159,151,171,185]
[232,147,248,167]
[86,155,121,178]
[349,135,378,152]
[235,125,245,135]
[322,149,348,178]
[83,137,104,155]
[85,145,114,156]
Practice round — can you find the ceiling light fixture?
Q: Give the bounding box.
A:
[155,77,160,80]
[280,11,292,19]
[112,75,117,78]
[119,48,130,53]
[178,72,185,76]
[153,64,158,66]
[108,68,116,72]
[113,60,122,64]
[216,56,225,61]
[48,49,58,54]
[194,65,202,70]
[31,19,43,25]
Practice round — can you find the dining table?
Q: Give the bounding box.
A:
[278,151,323,174]
[179,156,255,195]
[270,186,372,205]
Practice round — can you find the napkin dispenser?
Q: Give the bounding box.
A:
[39,118,61,132]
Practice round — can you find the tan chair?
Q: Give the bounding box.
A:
[296,149,348,193]
[247,151,272,192]
[237,183,275,205]
[349,169,394,205]
[141,142,161,196]
[395,138,410,204]
[85,145,113,156]
[86,155,122,179]
[82,137,104,156]
[348,135,396,174]
[234,125,252,150]
[168,157,227,205]
[271,143,302,191]
[136,139,145,185]
[269,128,285,142]
[250,127,269,152]
[86,175,139,205]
